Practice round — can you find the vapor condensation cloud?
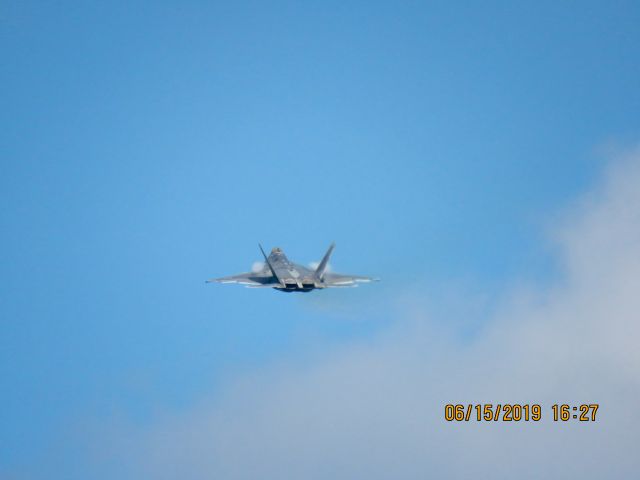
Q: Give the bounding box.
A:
[101,148,640,479]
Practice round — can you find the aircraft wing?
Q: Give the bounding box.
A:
[322,272,379,287]
[206,271,277,287]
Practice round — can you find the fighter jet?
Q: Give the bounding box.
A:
[207,243,378,292]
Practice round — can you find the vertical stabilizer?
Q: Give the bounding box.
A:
[314,243,335,281]
[259,244,284,287]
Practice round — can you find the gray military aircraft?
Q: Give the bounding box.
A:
[207,243,378,292]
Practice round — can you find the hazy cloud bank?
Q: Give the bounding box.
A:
[102,148,640,479]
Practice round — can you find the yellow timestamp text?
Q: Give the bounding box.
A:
[444,404,599,422]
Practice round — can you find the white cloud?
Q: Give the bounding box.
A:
[251,261,265,273]
[102,148,640,479]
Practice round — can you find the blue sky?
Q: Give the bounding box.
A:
[2,1,640,477]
